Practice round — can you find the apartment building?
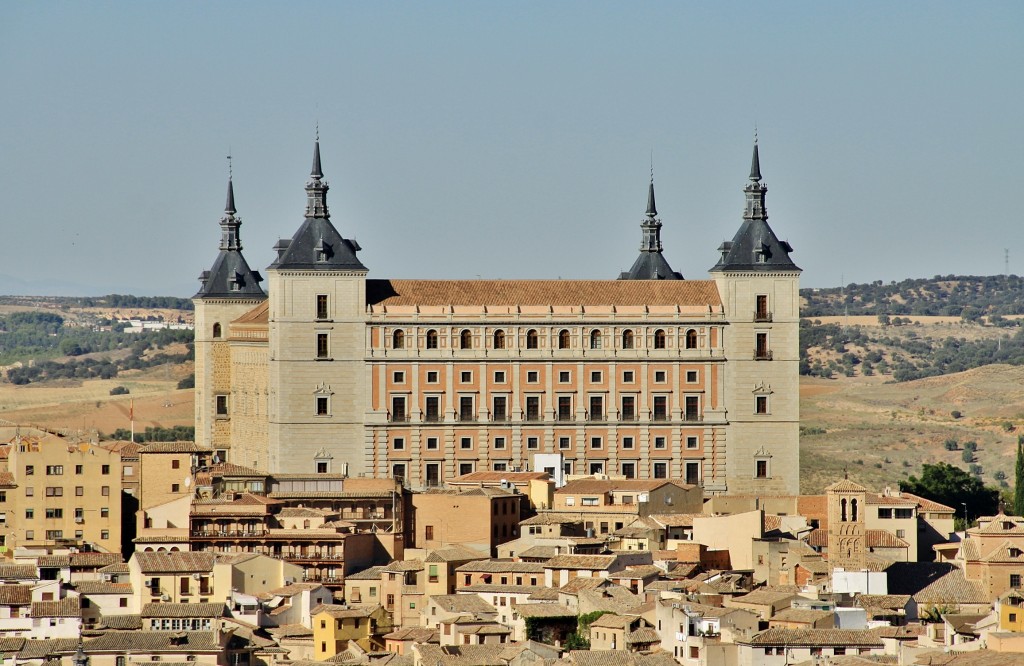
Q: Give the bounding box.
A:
[193,140,801,495]
[3,434,123,554]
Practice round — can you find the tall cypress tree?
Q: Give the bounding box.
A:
[1015,434,1024,516]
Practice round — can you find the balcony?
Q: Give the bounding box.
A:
[754,349,774,361]
[191,530,269,539]
[390,414,409,423]
[683,413,703,423]
[423,413,442,423]
[754,311,773,322]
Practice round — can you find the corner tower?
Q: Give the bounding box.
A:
[711,141,801,494]
[193,176,267,454]
[265,140,369,474]
[618,177,683,280]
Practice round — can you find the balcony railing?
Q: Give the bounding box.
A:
[390,414,409,423]
[754,349,774,361]
[191,530,269,538]
[754,311,773,322]
[683,414,703,423]
[423,413,442,423]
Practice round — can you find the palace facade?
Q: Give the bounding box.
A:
[193,141,801,494]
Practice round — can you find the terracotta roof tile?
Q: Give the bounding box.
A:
[366,279,723,308]
[429,594,497,614]
[546,554,617,570]
[824,479,869,493]
[455,560,546,574]
[133,551,215,573]
[0,564,38,580]
[0,584,32,605]
[73,582,133,595]
[30,596,81,618]
[747,628,883,648]
[142,602,227,618]
[139,442,203,454]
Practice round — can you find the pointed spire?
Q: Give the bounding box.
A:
[311,140,324,179]
[749,141,762,182]
[225,178,236,215]
[646,168,657,217]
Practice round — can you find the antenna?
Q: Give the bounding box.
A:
[1006,248,1010,276]
[226,150,233,180]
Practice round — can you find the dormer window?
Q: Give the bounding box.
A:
[1011,548,1023,558]
[314,238,331,262]
[755,242,770,263]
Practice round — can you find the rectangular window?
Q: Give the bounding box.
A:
[494,437,506,450]
[493,462,507,471]
[459,396,474,421]
[460,371,472,383]
[45,487,63,497]
[26,509,35,519]
[392,463,406,481]
[654,370,666,383]
[685,462,700,485]
[317,462,329,474]
[391,396,407,422]
[653,462,668,479]
[393,438,405,451]
[425,395,440,422]
[653,396,668,421]
[896,529,906,538]
[589,395,603,421]
[460,437,472,450]
[581,497,599,506]
[492,396,508,421]
[621,396,635,421]
[316,294,328,320]
[101,464,110,475]
[426,437,439,450]
[686,370,698,383]
[685,395,700,421]
[623,370,634,383]
[895,508,914,519]
[877,508,893,519]
[45,530,64,540]
[459,462,474,476]
[171,484,180,493]
[526,396,541,421]
[527,437,539,449]
[1013,574,1022,589]
[686,436,699,449]
[172,459,180,469]
[755,395,769,414]
[316,396,329,415]
[316,333,329,359]
[622,436,634,449]
[216,395,228,416]
[393,371,405,383]
[590,436,602,449]
[755,294,770,321]
[101,486,110,496]
[559,371,570,383]
[559,437,571,450]
[123,465,134,476]
[75,465,83,474]
[590,371,602,382]
[425,525,434,541]
[25,466,34,476]
[45,508,63,519]
[494,371,506,383]
[558,396,572,421]
[25,487,34,497]
[756,332,770,359]
[527,370,539,383]
[75,486,84,497]
[654,436,666,449]
[46,465,63,475]
[426,370,439,383]
[755,460,769,479]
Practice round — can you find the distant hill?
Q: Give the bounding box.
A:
[802,274,1024,319]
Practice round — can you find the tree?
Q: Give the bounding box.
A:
[944,439,959,451]
[1015,435,1024,516]
[901,462,999,518]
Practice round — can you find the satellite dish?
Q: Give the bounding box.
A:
[184,477,192,488]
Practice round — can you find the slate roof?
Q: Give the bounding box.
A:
[270,142,366,272]
[366,279,722,308]
[194,179,266,299]
[134,551,215,573]
[620,181,682,281]
[710,144,799,274]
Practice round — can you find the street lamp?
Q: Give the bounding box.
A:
[962,502,969,529]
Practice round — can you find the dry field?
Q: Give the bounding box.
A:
[0,362,194,437]
[800,364,1024,494]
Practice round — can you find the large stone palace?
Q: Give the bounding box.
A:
[192,140,801,494]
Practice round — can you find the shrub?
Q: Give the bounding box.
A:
[944,439,959,451]
[963,441,978,453]
[177,374,195,390]
[951,410,962,419]
[109,386,129,396]
[962,450,975,463]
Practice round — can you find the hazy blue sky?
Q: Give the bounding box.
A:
[2,2,1021,296]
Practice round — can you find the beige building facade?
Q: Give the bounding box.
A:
[193,141,801,495]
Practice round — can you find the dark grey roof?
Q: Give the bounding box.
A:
[269,141,367,272]
[195,178,267,299]
[619,180,683,281]
[710,143,800,274]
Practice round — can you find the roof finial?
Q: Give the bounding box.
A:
[311,133,324,179]
[749,134,762,182]
[227,148,233,180]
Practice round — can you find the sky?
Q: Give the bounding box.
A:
[1,2,1022,296]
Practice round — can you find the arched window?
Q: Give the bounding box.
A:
[392,329,405,349]
[590,330,602,350]
[558,329,571,349]
[622,329,634,349]
[685,329,697,349]
[851,498,859,522]
[654,329,667,349]
[426,330,438,349]
[212,323,222,339]
[526,330,539,349]
[841,498,848,522]
[460,330,473,349]
[493,330,505,349]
